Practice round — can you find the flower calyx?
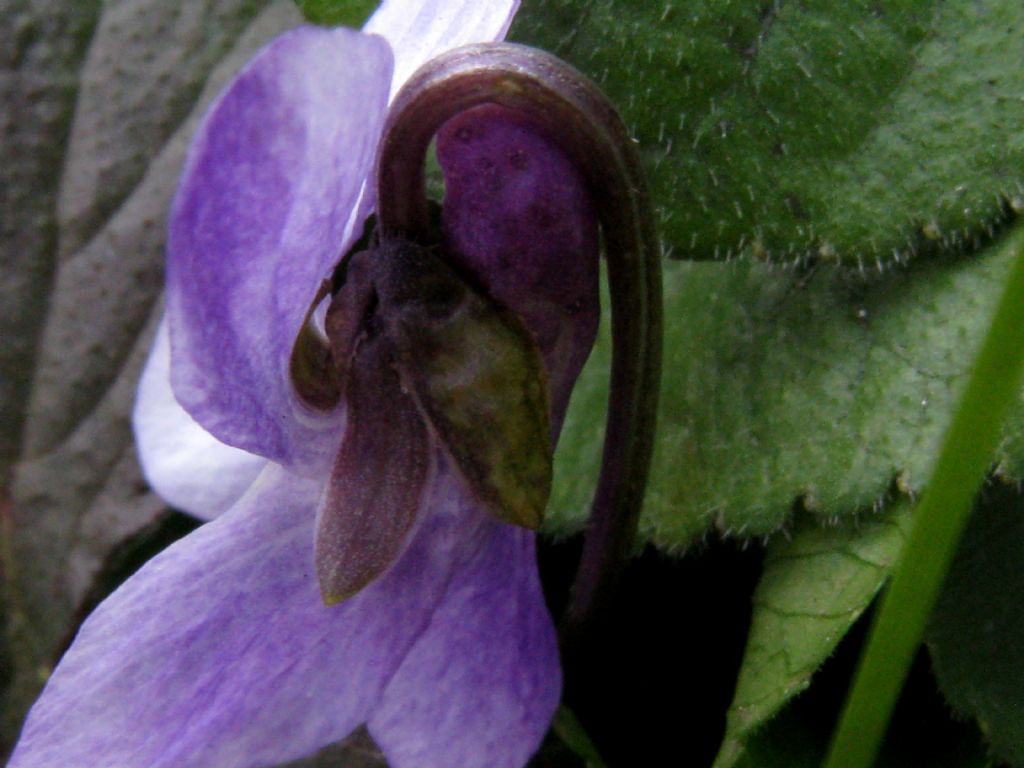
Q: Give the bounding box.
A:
[308,234,553,604]
[331,237,554,529]
[294,41,662,622]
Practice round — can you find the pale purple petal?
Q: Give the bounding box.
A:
[368,520,560,768]
[10,463,491,768]
[167,27,392,473]
[134,318,266,520]
[364,0,520,101]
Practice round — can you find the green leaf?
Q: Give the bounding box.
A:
[712,503,912,768]
[550,705,608,768]
[733,707,831,768]
[1,0,303,748]
[294,0,377,27]
[822,226,1024,768]
[926,481,1024,766]
[735,698,993,768]
[512,0,1024,266]
[549,228,1021,546]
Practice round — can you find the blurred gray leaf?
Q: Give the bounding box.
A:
[24,0,288,459]
[1,0,302,750]
[0,0,103,473]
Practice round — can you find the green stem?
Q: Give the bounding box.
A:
[823,224,1024,768]
[551,705,608,768]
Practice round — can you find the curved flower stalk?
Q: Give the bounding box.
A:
[373,42,662,652]
[9,3,661,767]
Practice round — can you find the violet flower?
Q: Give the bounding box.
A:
[10,3,663,766]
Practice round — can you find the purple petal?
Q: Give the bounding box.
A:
[437,105,600,424]
[364,0,520,101]
[368,520,560,768]
[134,318,266,520]
[10,464,492,768]
[166,27,392,473]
